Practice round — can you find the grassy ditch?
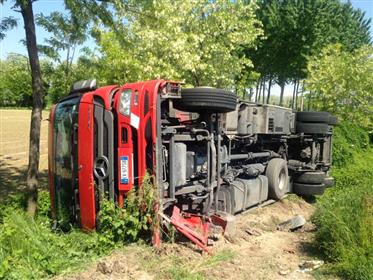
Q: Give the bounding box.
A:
[0,175,157,279]
[312,122,373,280]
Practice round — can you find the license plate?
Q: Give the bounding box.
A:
[120,156,129,184]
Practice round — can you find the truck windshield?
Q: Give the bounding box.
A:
[53,96,80,226]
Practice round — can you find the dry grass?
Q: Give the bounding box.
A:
[0,109,49,197]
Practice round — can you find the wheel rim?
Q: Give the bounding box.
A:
[278,169,287,190]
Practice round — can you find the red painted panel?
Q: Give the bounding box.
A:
[78,94,96,230]
[91,85,118,109]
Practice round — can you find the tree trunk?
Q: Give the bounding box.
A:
[65,46,71,94]
[255,82,259,102]
[257,78,262,102]
[295,81,300,110]
[308,91,312,111]
[249,88,254,101]
[279,82,285,106]
[262,79,266,104]
[300,81,305,111]
[292,80,297,109]
[21,0,44,217]
[266,77,272,104]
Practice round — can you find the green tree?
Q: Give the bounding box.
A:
[36,11,87,94]
[45,53,102,103]
[0,16,17,40]
[248,0,371,105]
[0,54,32,106]
[76,0,262,89]
[306,44,373,128]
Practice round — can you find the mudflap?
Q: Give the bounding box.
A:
[160,206,211,254]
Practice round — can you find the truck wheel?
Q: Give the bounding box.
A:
[296,122,329,134]
[173,87,237,113]
[296,111,331,123]
[328,115,338,125]
[323,177,335,188]
[295,171,325,184]
[293,183,325,196]
[266,158,289,200]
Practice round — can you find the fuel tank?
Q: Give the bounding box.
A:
[230,175,268,213]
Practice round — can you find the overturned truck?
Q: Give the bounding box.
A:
[48,79,336,250]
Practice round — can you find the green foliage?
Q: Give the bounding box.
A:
[332,122,371,168]
[36,11,88,95]
[313,123,373,280]
[44,58,100,104]
[36,11,87,61]
[0,174,158,279]
[306,44,373,127]
[97,173,158,246]
[0,54,32,107]
[0,193,26,223]
[36,190,52,223]
[0,210,105,280]
[0,54,53,107]
[248,0,371,97]
[95,0,262,88]
[0,191,104,279]
[0,16,17,41]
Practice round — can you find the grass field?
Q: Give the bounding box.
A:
[0,109,49,196]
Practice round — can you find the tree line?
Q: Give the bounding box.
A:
[1,0,371,108]
[0,0,371,214]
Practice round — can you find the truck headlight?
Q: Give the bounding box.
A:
[119,89,131,116]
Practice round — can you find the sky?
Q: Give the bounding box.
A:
[0,0,96,60]
[0,0,372,97]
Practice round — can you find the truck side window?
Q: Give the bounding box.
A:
[144,90,149,115]
[121,127,128,144]
[134,90,139,106]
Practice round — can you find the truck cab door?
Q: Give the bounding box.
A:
[115,89,136,206]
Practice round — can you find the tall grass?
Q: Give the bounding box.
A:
[313,122,373,280]
[0,174,157,279]
[0,210,105,279]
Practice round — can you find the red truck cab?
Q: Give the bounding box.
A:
[49,80,180,231]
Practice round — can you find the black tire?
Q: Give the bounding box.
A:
[324,177,335,188]
[265,158,289,200]
[296,111,331,123]
[174,87,237,113]
[296,122,329,134]
[293,183,325,196]
[328,115,338,125]
[295,171,326,184]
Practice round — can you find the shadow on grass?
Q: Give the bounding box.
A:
[0,158,48,201]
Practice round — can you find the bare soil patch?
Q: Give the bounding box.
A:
[55,197,332,280]
[0,109,49,197]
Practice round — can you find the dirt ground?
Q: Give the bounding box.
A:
[56,197,332,280]
[0,109,49,196]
